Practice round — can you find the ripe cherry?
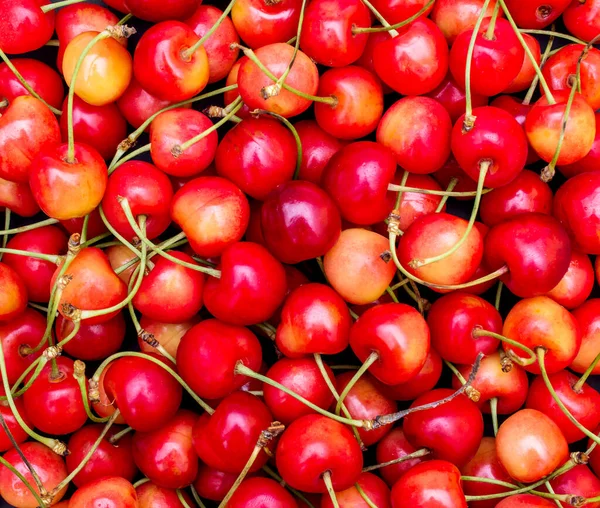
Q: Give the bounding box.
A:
[563,0,600,43]
[136,481,194,507]
[124,0,199,22]
[503,0,572,29]
[504,33,541,93]
[0,0,55,54]
[322,472,391,508]
[193,463,238,502]
[117,78,178,130]
[376,426,431,486]
[571,299,600,375]
[546,250,594,309]
[0,262,27,322]
[549,465,600,508]
[427,73,489,123]
[138,316,199,359]
[558,112,600,178]
[0,177,40,217]
[431,0,500,44]
[228,477,298,507]
[69,476,137,508]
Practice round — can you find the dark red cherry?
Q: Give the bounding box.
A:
[503,0,572,29]
[193,464,238,502]
[0,0,55,54]
[294,120,345,185]
[427,73,489,123]
[0,396,31,452]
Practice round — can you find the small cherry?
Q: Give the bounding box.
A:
[322,472,391,508]
[571,299,600,375]
[0,0,55,54]
[69,476,137,508]
[0,262,27,322]
[136,481,194,507]
[546,250,594,309]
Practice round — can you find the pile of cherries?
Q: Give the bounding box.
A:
[0,0,600,504]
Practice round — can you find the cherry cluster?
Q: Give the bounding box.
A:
[0,0,599,505]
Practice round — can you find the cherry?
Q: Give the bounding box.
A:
[0,96,60,183]
[479,169,553,228]
[0,177,40,217]
[546,250,594,309]
[276,414,363,493]
[324,229,396,304]
[0,442,67,507]
[391,460,467,508]
[0,0,55,54]
[371,0,433,23]
[215,116,297,200]
[322,472,391,508]
[193,391,273,474]
[193,463,238,502]
[117,78,179,130]
[171,176,250,258]
[374,18,449,96]
[61,207,107,240]
[224,56,252,119]
[431,0,500,44]
[56,312,126,361]
[237,43,319,118]
[103,354,183,432]
[176,318,262,400]
[503,0,572,29]
[434,156,478,200]
[398,212,483,287]
[427,73,489,124]
[549,465,600,508]
[483,213,572,298]
[226,477,297,507]
[496,495,557,508]
[496,409,569,483]
[2,225,67,302]
[69,476,137,508]
[563,0,600,43]
[137,481,194,507]
[375,426,430,486]
[125,0,199,22]
[377,96,452,175]
[0,262,27,322]
[461,437,513,508]
[294,120,344,185]
[525,90,596,166]
[571,299,600,375]
[0,395,31,452]
[452,106,528,188]
[0,58,63,113]
[91,367,126,425]
[392,174,447,232]
[133,21,209,102]
[23,355,87,435]
[230,0,301,49]
[558,112,600,178]
[66,423,137,488]
[138,316,199,359]
[382,348,444,402]
[504,33,541,93]
[354,30,393,92]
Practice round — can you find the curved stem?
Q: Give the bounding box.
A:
[0,248,62,264]
[177,490,193,508]
[0,218,59,237]
[73,360,111,423]
[109,143,151,173]
[573,350,600,392]
[0,49,62,115]
[322,471,340,508]
[355,483,378,508]
[523,29,555,105]
[519,29,586,45]
[353,0,434,33]
[7,357,47,399]
[472,328,537,366]
[490,396,499,436]
[181,0,236,59]
[436,178,458,213]
[0,455,47,506]
[98,205,141,258]
[362,448,430,472]
[133,478,150,489]
[387,183,491,197]
[191,485,208,508]
[445,360,468,385]
[409,161,489,269]
[359,0,398,36]
[41,0,87,12]
[108,426,132,444]
[335,352,378,415]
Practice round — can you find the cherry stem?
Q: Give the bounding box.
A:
[0,210,9,262]
[472,328,537,366]
[463,0,492,129]
[445,359,481,402]
[73,360,111,423]
[462,476,581,503]
[573,350,600,393]
[114,234,186,276]
[0,49,62,115]
[497,0,555,104]
[41,0,87,11]
[484,0,501,39]
[45,39,60,47]
[98,205,141,258]
[545,482,563,508]
[131,300,176,364]
[5,357,47,400]
[218,422,285,508]
[495,281,503,310]
[176,490,193,508]
[262,465,316,508]
[0,247,62,264]
[355,483,378,508]
[181,0,236,60]
[0,455,46,506]
[387,183,491,197]
[0,98,8,108]
[108,426,132,445]
[523,30,556,106]
[251,109,302,179]
[490,396,499,435]
[109,143,152,172]
[362,448,430,472]
[191,485,208,508]
[335,351,379,415]
[353,0,435,33]
[0,218,59,236]
[359,0,398,37]
[436,178,458,213]
[538,347,600,447]
[233,43,338,106]
[519,29,586,45]
[91,351,215,415]
[254,321,277,341]
[322,471,340,508]
[313,353,366,449]
[409,160,489,269]
[51,410,120,496]
[390,278,410,291]
[445,360,467,385]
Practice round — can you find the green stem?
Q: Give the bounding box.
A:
[82,232,112,247]
[181,0,236,59]
[523,29,555,105]
[355,483,378,508]
[0,210,9,262]
[7,357,47,399]
[472,328,537,366]
[73,360,111,423]
[385,286,399,303]
[98,205,141,258]
[108,426,132,444]
[495,281,503,310]
[109,143,151,173]
[436,178,457,213]
[484,0,501,39]
[519,29,586,45]
[0,248,61,264]
[0,218,59,236]
[45,39,60,47]
[322,471,340,508]
[573,350,600,392]
[387,184,491,197]
[133,478,150,489]
[445,360,467,385]
[41,0,87,12]
[362,448,430,472]
[490,396,499,436]
[352,0,434,33]
[335,351,379,415]
[177,490,193,508]
[191,485,208,508]
[79,214,90,245]
[0,455,46,506]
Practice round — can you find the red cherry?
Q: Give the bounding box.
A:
[546,250,594,309]
[370,0,433,23]
[431,0,500,44]
[294,120,344,184]
[276,414,363,493]
[117,78,178,130]
[382,348,443,402]
[124,0,199,22]
[0,0,55,54]
[0,262,27,322]
[322,472,391,508]
[571,299,600,375]
[558,113,600,178]
[427,73,489,124]
[504,33,541,93]
[549,465,600,508]
[60,207,107,240]
[503,0,572,29]
[0,396,31,452]
[227,478,297,507]
[376,426,430,486]
[193,464,238,502]
[0,177,40,217]
[563,0,600,43]
[136,481,193,507]
[69,476,137,508]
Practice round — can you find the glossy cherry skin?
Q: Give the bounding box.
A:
[204,241,287,326]
[321,141,396,225]
[496,409,569,483]
[525,90,596,166]
[496,495,557,508]
[554,171,600,255]
[503,296,580,374]
[215,116,297,200]
[450,18,524,97]
[0,262,27,321]
[480,169,553,227]
[374,18,449,96]
[427,292,502,364]
[117,78,178,130]
[276,283,351,357]
[0,0,55,54]
[231,0,301,49]
[133,21,209,102]
[193,464,238,502]
[0,96,60,183]
[571,299,600,375]
[382,348,443,402]
[294,120,344,184]
[138,316,199,359]
[503,0,572,29]
[61,207,107,240]
[66,424,137,487]
[125,0,198,22]
[484,213,572,298]
[92,367,127,425]
[391,460,467,508]
[550,465,600,508]
[350,303,430,386]
[3,225,67,302]
[276,414,363,493]
[452,106,528,188]
[461,437,513,508]
[222,478,295,507]
[0,397,31,452]
[322,472,391,508]
[69,476,138,508]
[171,176,250,258]
[563,0,600,43]
[324,228,396,305]
[427,73,488,124]
[504,33,541,93]
[526,370,600,443]
[137,482,193,507]
[559,113,600,178]
[431,0,500,44]
[177,319,262,400]
[390,174,446,232]
[261,180,341,264]
[0,442,67,507]
[404,389,484,467]
[102,161,173,241]
[314,66,384,140]
[29,142,107,221]
[56,312,126,361]
[104,354,183,432]
[0,177,39,216]
[23,356,88,435]
[194,392,273,474]
[398,212,483,287]
[375,427,430,486]
[53,247,128,325]
[132,409,198,489]
[546,250,594,309]
[377,96,451,175]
